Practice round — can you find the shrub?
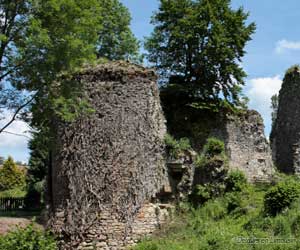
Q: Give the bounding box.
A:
[192,138,229,206]
[273,215,291,236]
[291,215,300,236]
[225,170,247,192]
[202,137,225,157]
[191,184,211,204]
[196,138,228,184]
[190,183,225,206]
[0,187,26,198]
[164,134,191,158]
[200,199,227,220]
[225,192,243,214]
[0,224,57,250]
[244,216,273,232]
[264,180,300,216]
[0,156,26,191]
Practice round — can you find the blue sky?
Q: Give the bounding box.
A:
[121,0,300,135]
[1,0,300,162]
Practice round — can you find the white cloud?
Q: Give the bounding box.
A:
[245,75,282,136]
[0,112,31,161]
[275,39,300,54]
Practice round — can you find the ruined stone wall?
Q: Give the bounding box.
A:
[212,111,274,182]
[271,66,300,174]
[48,62,169,249]
[163,104,274,182]
[75,203,172,250]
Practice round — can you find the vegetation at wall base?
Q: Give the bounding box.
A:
[133,174,300,250]
[0,224,57,250]
[264,176,300,216]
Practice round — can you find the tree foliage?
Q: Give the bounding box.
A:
[0,0,29,82]
[0,0,140,133]
[0,0,31,122]
[97,0,140,61]
[24,0,140,204]
[28,129,49,185]
[0,156,26,191]
[145,0,255,108]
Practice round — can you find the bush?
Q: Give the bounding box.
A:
[0,187,26,198]
[291,214,300,236]
[164,134,191,158]
[191,184,212,204]
[0,156,26,191]
[225,192,243,214]
[196,138,228,170]
[190,183,225,206]
[196,138,228,184]
[264,179,300,216]
[273,215,291,236]
[225,170,247,192]
[202,137,225,157]
[199,199,227,220]
[192,138,229,206]
[0,224,57,250]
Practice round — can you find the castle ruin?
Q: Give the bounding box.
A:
[48,62,274,249]
[47,62,171,250]
[271,66,300,174]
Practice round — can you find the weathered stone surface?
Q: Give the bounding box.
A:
[163,103,274,182]
[271,66,300,174]
[47,61,275,250]
[212,110,274,182]
[166,150,197,201]
[47,61,169,249]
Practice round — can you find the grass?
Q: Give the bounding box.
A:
[133,181,300,250]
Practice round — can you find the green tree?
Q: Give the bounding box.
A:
[0,0,103,134]
[1,0,140,134]
[24,0,140,199]
[27,129,49,185]
[0,156,26,191]
[145,0,255,108]
[11,0,104,127]
[97,0,140,61]
[0,0,29,83]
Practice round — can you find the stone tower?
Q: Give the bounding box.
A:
[271,65,300,174]
[47,62,169,249]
